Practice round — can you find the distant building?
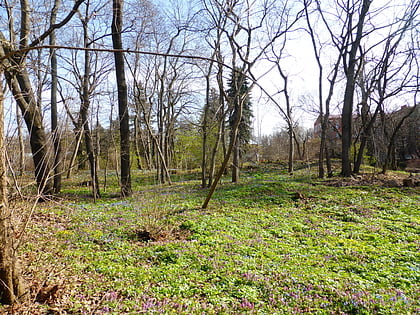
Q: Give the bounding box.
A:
[313,105,419,165]
[390,105,420,161]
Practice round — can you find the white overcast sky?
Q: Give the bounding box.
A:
[251,0,418,136]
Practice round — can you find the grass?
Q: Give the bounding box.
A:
[7,165,420,314]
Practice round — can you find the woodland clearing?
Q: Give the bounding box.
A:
[2,164,419,314]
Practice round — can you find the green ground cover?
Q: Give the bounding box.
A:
[14,167,420,314]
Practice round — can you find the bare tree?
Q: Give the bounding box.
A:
[200,60,216,188]
[0,0,85,196]
[381,104,418,173]
[202,0,301,208]
[112,0,132,197]
[197,0,229,187]
[125,1,159,172]
[127,4,199,184]
[56,0,113,197]
[303,0,343,178]
[307,0,371,176]
[334,0,372,176]
[352,1,420,173]
[79,1,100,199]
[307,0,420,177]
[50,0,62,193]
[264,47,296,174]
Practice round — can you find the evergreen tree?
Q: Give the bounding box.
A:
[227,68,253,182]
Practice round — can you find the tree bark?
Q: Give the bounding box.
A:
[0,0,84,196]
[81,8,100,199]
[16,104,25,176]
[341,0,371,177]
[112,0,132,197]
[232,137,239,182]
[202,94,242,209]
[50,0,62,193]
[0,31,53,196]
[354,105,380,173]
[1,56,53,196]
[133,116,143,170]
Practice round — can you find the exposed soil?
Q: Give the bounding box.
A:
[323,172,420,188]
[134,226,192,243]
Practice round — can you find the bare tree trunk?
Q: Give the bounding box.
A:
[292,130,303,160]
[288,127,294,174]
[318,117,327,178]
[50,0,62,193]
[201,117,208,187]
[0,74,27,305]
[208,93,225,187]
[203,97,242,209]
[0,41,53,195]
[81,82,100,199]
[81,8,100,199]
[208,50,226,187]
[133,116,143,170]
[201,72,212,188]
[277,68,294,174]
[325,145,333,177]
[341,0,371,177]
[112,0,132,197]
[3,66,53,196]
[232,138,239,182]
[66,128,83,179]
[16,104,25,176]
[141,128,152,170]
[208,117,223,187]
[59,87,82,179]
[354,106,380,173]
[134,91,172,184]
[0,0,84,196]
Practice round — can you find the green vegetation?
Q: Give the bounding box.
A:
[14,166,420,314]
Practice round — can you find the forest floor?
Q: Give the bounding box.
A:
[2,163,419,314]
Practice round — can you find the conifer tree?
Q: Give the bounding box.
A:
[227,68,253,182]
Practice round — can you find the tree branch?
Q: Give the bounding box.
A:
[29,0,86,48]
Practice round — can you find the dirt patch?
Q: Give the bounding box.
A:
[323,172,420,188]
[406,158,420,173]
[133,226,191,243]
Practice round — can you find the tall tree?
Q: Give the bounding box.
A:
[202,0,300,208]
[304,0,343,178]
[352,1,420,173]
[0,0,85,196]
[340,0,371,176]
[112,0,132,197]
[198,0,227,188]
[79,0,100,199]
[50,0,62,193]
